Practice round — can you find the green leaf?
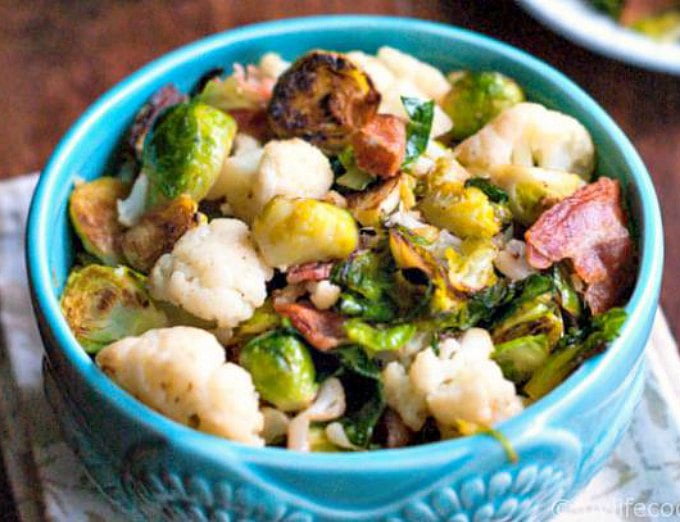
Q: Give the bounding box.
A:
[331,249,394,303]
[344,319,417,356]
[551,264,582,318]
[333,346,385,448]
[337,292,396,322]
[401,97,434,166]
[465,178,509,203]
[335,147,376,190]
[493,334,551,383]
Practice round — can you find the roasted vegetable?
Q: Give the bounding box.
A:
[253,196,359,268]
[632,10,680,40]
[552,264,583,319]
[445,238,499,294]
[346,175,415,227]
[120,195,203,273]
[419,182,509,239]
[442,71,525,141]
[525,308,627,399]
[344,319,417,356]
[488,165,585,226]
[60,265,168,353]
[591,0,623,17]
[334,147,376,191]
[143,102,236,207]
[69,177,128,265]
[493,335,551,384]
[240,330,318,412]
[268,51,380,152]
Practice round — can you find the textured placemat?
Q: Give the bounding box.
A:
[1,173,678,521]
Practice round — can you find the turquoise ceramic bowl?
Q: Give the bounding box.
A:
[27,16,663,521]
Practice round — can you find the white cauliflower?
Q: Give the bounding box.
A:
[150,219,273,330]
[252,138,334,214]
[494,239,537,282]
[346,51,397,93]
[117,172,149,227]
[454,102,595,179]
[383,328,523,433]
[376,46,450,102]
[207,135,264,222]
[258,52,290,79]
[306,280,341,310]
[96,327,264,445]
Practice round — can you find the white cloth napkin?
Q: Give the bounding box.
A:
[1,173,679,522]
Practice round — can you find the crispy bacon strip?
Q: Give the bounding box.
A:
[375,408,414,449]
[286,261,334,284]
[351,114,406,179]
[525,177,635,314]
[274,301,345,351]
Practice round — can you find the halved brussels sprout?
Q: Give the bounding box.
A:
[143,102,237,207]
[419,182,508,239]
[239,330,318,412]
[488,165,585,226]
[252,196,359,268]
[69,177,128,265]
[267,51,380,152]
[309,425,342,452]
[346,175,415,227]
[121,194,204,273]
[445,238,498,293]
[442,70,525,141]
[60,265,168,353]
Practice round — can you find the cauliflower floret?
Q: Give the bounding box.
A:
[383,328,523,433]
[96,327,264,445]
[376,46,450,102]
[494,239,537,281]
[207,135,264,222]
[306,280,341,310]
[258,52,290,79]
[252,138,334,214]
[454,102,595,179]
[346,51,397,93]
[150,219,272,330]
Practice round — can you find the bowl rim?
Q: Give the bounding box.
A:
[27,14,663,469]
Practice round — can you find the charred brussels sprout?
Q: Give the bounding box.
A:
[252,196,359,268]
[69,177,128,265]
[267,51,380,153]
[239,330,318,412]
[491,275,564,383]
[488,165,585,226]
[121,194,204,273]
[60,265,168,353]
[445,238,499,294]
[344,320,416,356]
[442,70,525,141]
[143,102,236,207]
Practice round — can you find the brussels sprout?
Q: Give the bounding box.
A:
[344,319,416,356]
[552,264,583,318]
[492,335,551,384]
[267,51,380,152]
[335,147,376,191]
[491,277,564,349]
[488,165,585,226]
[252,196,359,268]
[60,265,168,353]
[143,102,237,207]
[419,182,509,239]
[69,177,129,265]
[121,194,204,273]
[402,97,435,166]
[442,70,525,141]
[346,175,415,227]
[239,330,318,412]
[591,0,623,18]
[445,238,499,294]
[525,308,627,399]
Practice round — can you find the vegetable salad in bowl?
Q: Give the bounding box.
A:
[60,46,636,453]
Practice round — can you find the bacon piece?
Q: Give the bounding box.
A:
[274,301,345,351]
[351,114,406,179]
[128,85,187,159]
[229,108,273,142]
[286,262,334,284]
[525,177,635,314]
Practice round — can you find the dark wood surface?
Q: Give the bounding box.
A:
[1,0,678,518]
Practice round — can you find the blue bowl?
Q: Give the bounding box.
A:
[26,15,663,521]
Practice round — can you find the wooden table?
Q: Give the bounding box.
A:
[1,0,678,518]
